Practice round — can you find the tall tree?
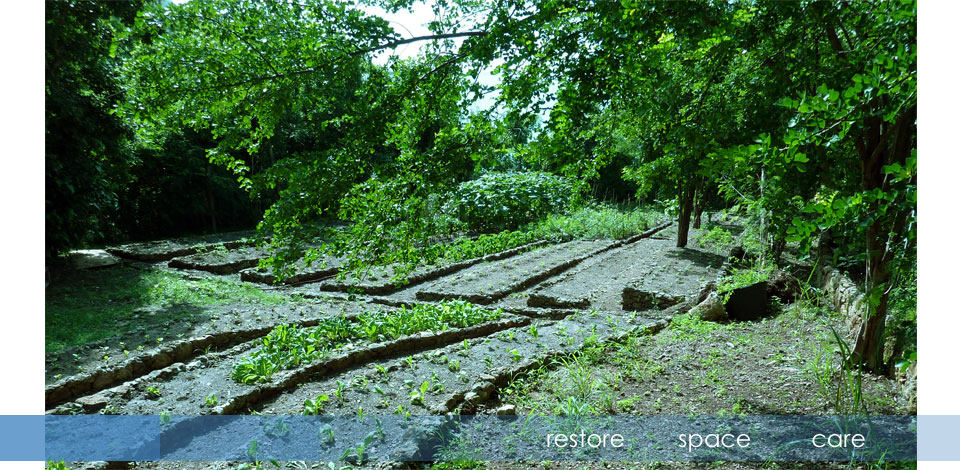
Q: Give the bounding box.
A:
[45,0,143,259]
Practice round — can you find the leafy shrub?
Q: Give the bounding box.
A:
[444,172,576,231]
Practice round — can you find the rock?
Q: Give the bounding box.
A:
[696,291,728,322]
[724,281,769,321]
[76,394,109,412]
[496,404,517,415]
[766,269,801,303]
[622,286,685,311]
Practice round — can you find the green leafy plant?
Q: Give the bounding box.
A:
[205,393,218,407]
[410,381,430,406]
[303,395,329,415]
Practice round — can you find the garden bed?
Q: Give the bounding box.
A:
[415,239,616,304]
[106,231,257,262]
[239,255,345,285]
[168,246,271,274]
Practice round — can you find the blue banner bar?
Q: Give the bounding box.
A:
[0,414,944,461]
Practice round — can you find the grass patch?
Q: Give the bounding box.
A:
[526,204,662,240]
[45,266,294,355]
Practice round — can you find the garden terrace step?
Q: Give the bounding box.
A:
[61,313,527,416]
[527,223,675,310]
[45,305,378,410]
[168,246,272,275]
[414,239,618,304]
[309,240,551,296]
[618,237,727,311]
[239,255,345,285]
[106,230,258,262]
[257,310,662,416]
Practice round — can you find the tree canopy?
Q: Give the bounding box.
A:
[46,0,916,372]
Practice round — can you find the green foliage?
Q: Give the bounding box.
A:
[527,204,657,240]
[444,172,577,231]
[232,301,501,383]
[696,225,734,251]
[46,0,142,258]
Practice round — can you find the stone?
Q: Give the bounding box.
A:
[724,281,769,321]
[76,394,109,412]
[622,287,685,311]
[696,291,728,322]
[496,404,517,415]
[766,270,801,303]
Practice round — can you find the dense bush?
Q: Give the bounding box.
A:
[444,172,577,231]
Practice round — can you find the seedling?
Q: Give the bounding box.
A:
[356,406,364,421]
[303,395,329,415]
[334,381,347,403]
[448,359,461,372]
[146,386,161,398]
[509,349,522,362]
[158,410,172,425]
[409,381,429,406]
[462,339,470,353]
[375,365,389,381]
[262,417,289,438]
[529,324,539,339]
[404,356,415,368]
[205,393,218,407]
[318,424,335,444]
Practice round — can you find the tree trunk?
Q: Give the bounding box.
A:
[676,182,696,248]
[851,104,915,374]
[692,190,705,229]
[771,234,787,266]
[206,164,217,233]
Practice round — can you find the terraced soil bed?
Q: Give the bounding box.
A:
[106,230,257,262]
[258,310,666,417]
[168,246,272,274]
[53,304,520,417]
[240,255,345,285]
[309,240,550,296]
[45,295,372,387]
[526,227,720,311]
[414,239,615,304]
